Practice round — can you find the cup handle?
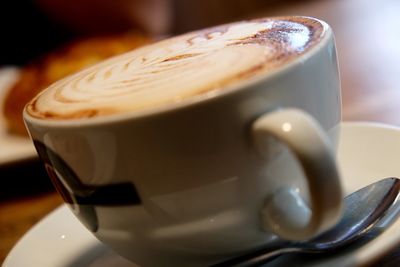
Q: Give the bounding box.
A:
[252,108,343,240]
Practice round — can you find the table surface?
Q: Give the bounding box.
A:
[1,0,400,264]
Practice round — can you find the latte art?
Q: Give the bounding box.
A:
[26,17,325,120]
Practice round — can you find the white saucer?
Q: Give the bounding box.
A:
[4,122,400,267]
[0,67,37,166]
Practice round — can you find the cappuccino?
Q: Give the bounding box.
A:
[23,16,342,266]
[26,17,325,120]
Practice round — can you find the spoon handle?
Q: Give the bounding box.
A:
[211,227,389,267]
[210,242,297,267]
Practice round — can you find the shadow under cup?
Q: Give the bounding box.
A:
[23,20,342,267]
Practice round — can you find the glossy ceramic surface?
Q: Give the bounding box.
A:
[4,122,400,267]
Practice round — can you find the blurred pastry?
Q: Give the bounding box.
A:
[3,33,152,136]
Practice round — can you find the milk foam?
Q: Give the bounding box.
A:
[26,17,325,120]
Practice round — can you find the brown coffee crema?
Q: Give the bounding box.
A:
[26,17,325,120]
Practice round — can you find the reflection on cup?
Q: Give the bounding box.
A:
[24,16,342,266]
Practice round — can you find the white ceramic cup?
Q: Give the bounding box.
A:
[24,17,343,266]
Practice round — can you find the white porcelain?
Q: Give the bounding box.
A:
[23,18,342,266]
[0,67,37,165]
[4,122,400,267]
[253,108,341,240]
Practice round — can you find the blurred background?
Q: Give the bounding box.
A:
[1,0,400,263]
[1,0,312,65]
[1,0,400,120]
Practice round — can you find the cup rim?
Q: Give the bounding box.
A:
[23,16,332,129]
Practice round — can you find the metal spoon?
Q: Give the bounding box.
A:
[211,177,400,267]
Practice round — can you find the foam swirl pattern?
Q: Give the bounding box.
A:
[26,17,325,120]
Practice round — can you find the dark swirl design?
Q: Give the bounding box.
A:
[26,17,325,120]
